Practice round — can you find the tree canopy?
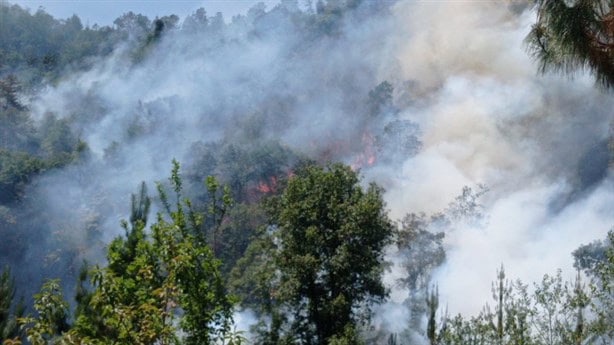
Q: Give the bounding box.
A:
[273,163,394,344]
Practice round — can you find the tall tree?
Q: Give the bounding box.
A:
[0,75,33,150]
[526,0,614,88]
[426,286,439,345]
[273,163,393,344]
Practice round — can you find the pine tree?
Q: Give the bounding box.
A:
[71,161,234,344]
[494,266,506,345]
[426,286,439,345]
[526,0,614,88]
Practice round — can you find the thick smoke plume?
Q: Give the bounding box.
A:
[3,0,613,340]
[378,1,613,320]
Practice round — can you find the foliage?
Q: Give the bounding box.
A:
[426,286,439,345]
[397,212,445,333]
[0,75,86,206]
[395,185,487,337]
[397,213,446,292]
[224,327,248,345]
[0,149,44,204]
[39,113,80,158]
[402,230,613,345]
[0,3,119,85]
[66,162,234,344]
[273,163,394,343]
[228,226,279,310]
[0,267,23,343]
[18,279,70,345]
[586,230,614,343]
[113,11,151,39]
[376,119,422,162]
[526,0,614,88]
[367,81,394,117]
[573,237,608,275]
[186,140,299,203]
[426,266,594,345]
[326,324,364,345]
[217,203,267,275]
[228,225,294,345]
[0,75,34,151]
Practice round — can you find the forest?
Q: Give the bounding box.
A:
[0,0,613,344]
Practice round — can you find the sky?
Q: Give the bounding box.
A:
[8,0,281,26]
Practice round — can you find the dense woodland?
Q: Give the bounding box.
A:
[0,0,613,344]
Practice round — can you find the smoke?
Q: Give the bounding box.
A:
[376,1,614,321]
[233,308,258,338]
[6,0,400,307]
[3,0,613,341]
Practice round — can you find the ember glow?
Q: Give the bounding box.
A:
[256,176,278,194]
[351,131,377,169]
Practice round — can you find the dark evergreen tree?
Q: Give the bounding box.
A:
[426,286,439,345]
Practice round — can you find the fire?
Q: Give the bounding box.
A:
[310,130,378,170]
[256,175,278,193]
[351,131,377,169]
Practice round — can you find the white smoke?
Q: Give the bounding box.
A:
[378,1,614,318]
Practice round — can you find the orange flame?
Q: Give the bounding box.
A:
[351,131,377,169]
[256,175,278,193]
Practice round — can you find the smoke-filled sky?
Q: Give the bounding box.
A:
[4,0,613,339]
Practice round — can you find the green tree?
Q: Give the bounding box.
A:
[503,280,532,345]
[216,203,266,275]
[526,0,614,88]
[367,81,394,117]
[71,161,234,344]
[113,11,151,37]
[273,163,393,344]
[568,273,589,345]
[228,226,293,345]
[532,271,575,345]
[493,266,510,345]
[183,8,208,34]
[587,230,614,343]
[0,267,23,343]
[0,3,120,86]
[39,113,79,158]
[397,212,445,332]
[397,186,486,337]
[0,75,34,151]
[0,150,44,204]
[19,279,70,345]
[436,266,593,345]
[426,286,439,345]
